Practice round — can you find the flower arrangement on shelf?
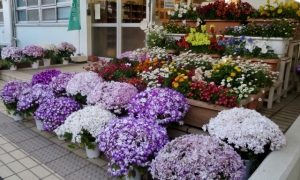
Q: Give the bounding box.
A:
[250,0,300,20]
[17,84,56,117]
[164,23,191,34]
[54,105,117,150]
[197,0,254,21]
[130,47,170,62]
[0,81,30,115]
[34,97,81,131]
[87,81,138,115]
[150,134,245,180]
[22,45,44,63]
[144,24,168,48]
[164,36,179,51]
[50,72,77,96]
[65,72,103,105]
[98,116,169,177]
[31,69,61,86]
[57,42,76,61]
[167,3,202,22]
[38,43,59,59]
[1,47,23,67]
[203,107,286,160]
[128,88,190,125]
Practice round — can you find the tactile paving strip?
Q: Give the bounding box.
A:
[17,136,53,153]
[65,164,117,180]
[46,153,90,177]
[30,144,70,164]
[0,122,27,135]
[4,128,39,143]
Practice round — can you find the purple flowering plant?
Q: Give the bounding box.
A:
[1,47,23,66]
[66,72,103,105]
[128,87,190,125]
[31,69,61,86]
[57,42,76,60]
[87,81,138,115]
[34,97,81,131]
[98,116,169,177]
[50,72,77,95]
[17,84,56,117]
[22,45,44,63]
[0,81,30,115]
[150,134,245,180]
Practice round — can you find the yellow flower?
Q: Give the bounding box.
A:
[279,2,283,6]
[186,70,190,73]
[183,76,188,79]
[273,0,278,4]
[212,65,217,69]
[292,3,299,9]
[270,6,275,11]
[259,6,264,10]
[227,77,232,81]
[267,0,270,5]
[230,72,236,77]
[297,10,300,16]
[174,69,177,72]
[173,82,179,88]
[179,78,184,82]
[277,9,282,14]
[175,77,179,81]
[236,68,241,72]
[216,70,220,73]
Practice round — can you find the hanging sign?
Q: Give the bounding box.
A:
[164,0,175,9]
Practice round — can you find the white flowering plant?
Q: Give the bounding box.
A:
[38,43,59,59]
[203,107,286,160]
[145,24,168,48]
[54,105,117,150]
[130,47,170,62]
[167,3,202,21]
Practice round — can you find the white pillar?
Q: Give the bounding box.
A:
[2,0,13,46]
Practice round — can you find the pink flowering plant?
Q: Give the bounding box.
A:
[1,46,23,66]
[50,72,77,96]
[128,88,190,125]
[150,134,245,180]
[54,105,117,150]
[22,45,44,63]
[31,69,61,86]
[66,72,103,105]
[98,116,169,178]
[87,81,138,115]
[0,81,30,115]
[38,43,59,59]
[34,97,81,131]
[57,42,76,61]
[203,107,286,160]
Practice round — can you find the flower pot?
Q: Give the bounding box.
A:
[62,57,69,65]
[208,54,221,59]
[57,135,67,141]
[167,33,186,41]
[43,58,51,67]
[85,142,100,158]
[247,92,264,111]
[249,58,281,72]
[166,49,179,55]
[125,167,141,180]
[169,20,198,27]
[10,65,17,71]
[204,20,242,34]
[13,112,24,121]
[35,119,44,131]
[242,159,254,180]
[31,61,40,69]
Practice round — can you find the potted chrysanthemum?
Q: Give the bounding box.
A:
[65,72,103,105]
[203,107,286,179]
[31,69,61,86]
[87,81,138,115]
[22,45,44,69]
[0,81,30,121]
[128,87,190,125]
[54,105,117,158]
[57,42,76,65]
[150,134,245,180]
[1,46,23,70]
[38,43,59,66]
[34,97,81,133]
[50,72,77,96]
[98,116,169,179]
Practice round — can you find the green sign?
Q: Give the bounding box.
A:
[68,0,81,31]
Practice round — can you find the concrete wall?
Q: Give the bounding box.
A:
[249,115,300,180]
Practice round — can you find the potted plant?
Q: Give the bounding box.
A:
[98,116,169,179]
[87,81,138,115]
[128,87,190,125]
[0,81,30,121]
[54,105,117,158]
[1,46,23,71]
[144,24,168,48]
[164,22,191,39]
[203,107,286,179]
[57,42,76,65]
[150,134,245,180]
[65,72,104,105]
[50,72,77,96]
[38,43,59,66]
[31,69,61,86]
[22,45,44,69]
[34,97,81,132]
[164,36,179,55]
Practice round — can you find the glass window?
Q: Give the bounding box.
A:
[42,8,56,21]
[27,0,38,6]
[27,9,39,21]
[0,12,3,23]
[18,10,27,21]
[0,1,3,9]
[92,27,117,58]
[41,0,56,5]
[17,0,26,7]
[57,7,69,20]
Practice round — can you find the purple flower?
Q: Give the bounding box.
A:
[22,45,44,62]
[117,51,133,59]
[1,47,22,65]
[57,42,76,57]
[0,81,30,104]
[150,134,245,180]
[50,72,77,94]
[98,116,169,177]
[87,81,138,114]
[128,88,190,125]
[34,97,81,131]
[31,69,61,86]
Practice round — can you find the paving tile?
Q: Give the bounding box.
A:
[4,129,39,143]
[30,165,52,178]
[17,170,39,180]
[37,131,56,139]
[0,165,14,178]
[17,136,53,153]
[73,148,87,158]
[43,175,61,180]
[9,150,28,160]
[87,157,108,167]
[30,144,70,164]
[0,147,5,155]
[54,173,66,180]
[64,164,112,180]
[19,157,39,168]
[6,160,27,173]
[4,175,22,180]
[41,164,55,173]
[49,136,69,145]
[0,153,16,164]
[20,120,36,128]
